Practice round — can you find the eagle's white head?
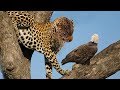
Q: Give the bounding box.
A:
[90,34,99,43]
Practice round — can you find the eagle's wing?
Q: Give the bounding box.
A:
[62,43,97,65]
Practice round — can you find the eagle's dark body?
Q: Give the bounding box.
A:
[61,41,98,65]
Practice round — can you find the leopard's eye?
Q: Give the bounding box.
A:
[64,26,67,29]
[63,32,66,35]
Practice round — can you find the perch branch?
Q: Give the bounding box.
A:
[61,40,120,79]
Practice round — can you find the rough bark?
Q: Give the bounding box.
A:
[0,11,30,79]
[61,40,120,79]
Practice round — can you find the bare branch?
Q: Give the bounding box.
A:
[61,40,120,79]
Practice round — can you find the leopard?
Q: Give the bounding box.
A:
[6,11,74,79]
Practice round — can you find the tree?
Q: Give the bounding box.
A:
[0,11,120,79]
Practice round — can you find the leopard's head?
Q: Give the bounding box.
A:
[53,17,74,42]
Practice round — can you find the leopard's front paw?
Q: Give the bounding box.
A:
[63,70,70,75]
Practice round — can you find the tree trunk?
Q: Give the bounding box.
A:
[61,40,120,79]
[0,11,30,79]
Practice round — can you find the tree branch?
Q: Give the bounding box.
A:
[61,40,120,79]
[0,11,30,79]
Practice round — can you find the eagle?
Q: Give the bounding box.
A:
[61,34,99,65]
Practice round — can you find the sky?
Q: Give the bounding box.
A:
[0,11,120,79]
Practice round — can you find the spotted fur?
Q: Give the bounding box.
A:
[6,11,74,79]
